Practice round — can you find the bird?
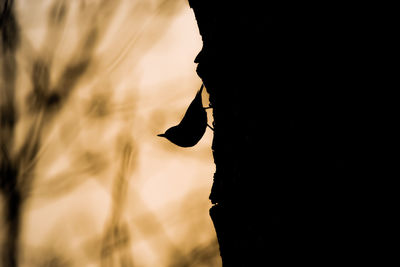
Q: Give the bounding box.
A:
[157,84,212,147]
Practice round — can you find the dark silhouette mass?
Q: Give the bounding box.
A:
[158,84,209,147]
[1,0,389,265]
[188,1,389,266]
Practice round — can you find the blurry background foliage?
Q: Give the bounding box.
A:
[0,0,219,266]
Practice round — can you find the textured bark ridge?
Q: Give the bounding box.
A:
[189,1,384,266]
[189,1,274,266]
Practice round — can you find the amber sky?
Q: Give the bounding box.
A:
[0,0,219,266]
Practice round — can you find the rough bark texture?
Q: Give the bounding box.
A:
[189,1,385,266]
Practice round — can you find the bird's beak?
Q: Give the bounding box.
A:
[157,133,166,137]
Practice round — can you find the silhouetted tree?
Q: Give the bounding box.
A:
[189,1,384,266]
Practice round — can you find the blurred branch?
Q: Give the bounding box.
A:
[1,1,21,265]
[0,1,122,266]
[101,141,136,267]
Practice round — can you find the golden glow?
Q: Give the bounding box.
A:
[1,0,220,266]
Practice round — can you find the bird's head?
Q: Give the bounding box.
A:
[157,126,192,147]
[157,127,176,141]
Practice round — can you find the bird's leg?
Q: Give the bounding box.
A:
[203,106,213,110]
[207,124,214,131]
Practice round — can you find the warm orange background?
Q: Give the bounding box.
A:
[0,1,219,266]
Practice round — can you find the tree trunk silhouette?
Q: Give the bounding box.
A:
[189,1,383,266]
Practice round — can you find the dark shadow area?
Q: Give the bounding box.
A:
[189,1,387,266]
[1,0,389,266]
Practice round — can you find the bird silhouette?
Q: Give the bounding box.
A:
[158,84,212,147]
